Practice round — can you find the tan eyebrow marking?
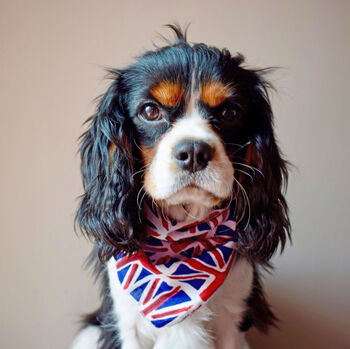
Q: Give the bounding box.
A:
[150,81,184,107]
[200,81,233,107]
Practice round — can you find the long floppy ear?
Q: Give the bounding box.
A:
[235,74,290,265]
[76,72,143,262]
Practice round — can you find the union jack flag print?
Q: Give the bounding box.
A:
[115,203,237,328]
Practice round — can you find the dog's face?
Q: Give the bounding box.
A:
[77,26,290,263]
[129,55,240,213]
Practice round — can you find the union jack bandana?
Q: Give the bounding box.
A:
[114,203,237,328]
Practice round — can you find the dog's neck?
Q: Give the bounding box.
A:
[160,187,222,222]
[165,203,212,222]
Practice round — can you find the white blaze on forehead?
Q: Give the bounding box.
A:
[165,110,218,143]
[145,105,234,201]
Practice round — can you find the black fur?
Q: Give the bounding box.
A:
[76,24,290,343]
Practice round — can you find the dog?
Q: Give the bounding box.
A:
[71,24,290,349]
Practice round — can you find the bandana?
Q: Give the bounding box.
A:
[114,203,237,328]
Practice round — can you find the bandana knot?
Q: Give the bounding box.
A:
[114,203,237,328]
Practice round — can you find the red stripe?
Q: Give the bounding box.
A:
[212,237,231,244]
[161,217,169,230]
[174,222,199,231]
[123,264,138,290]
[144,246,168,252]
[138,257,162,275]
[208,210,221,220]
[194,245,201,256]
[149,229,160,237]
[156,256,171,264]
[199,250,236,301]
[116,252,142,269]
[200,239,214,251]
[143,278,160,304]
[151,305,193,319]
[197,233,209,240]
[142,286,181,316]
[199,274,226,301]
[187,258,222,276]
[211,248,224,268]
[117,252,162,275]
[170,241,195,253]
[189,226,196,234]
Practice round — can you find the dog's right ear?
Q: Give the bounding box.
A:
[234,70,290,265]
[76,71,142,262]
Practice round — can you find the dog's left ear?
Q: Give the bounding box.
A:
[235,72,290,264]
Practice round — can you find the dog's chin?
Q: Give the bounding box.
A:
[155,185,230,222]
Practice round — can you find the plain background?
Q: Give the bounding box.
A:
[1,0,350,348]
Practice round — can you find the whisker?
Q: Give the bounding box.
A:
[234,168,254,183]
[234,177,251,230]
[184,210,201,221]
[224,141,251,148]
[233,161,264,178]
[151,198,160,212]
[161,204,166,221]
[131,168,146,179]
[136,185,145,222]
[139,191,148,214]
[133,139,143,152]
[234,178,246,224]
[222,187,237,212]
[131,162,152,179]
[232,141,251,155]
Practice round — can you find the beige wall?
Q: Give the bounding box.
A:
[1,0,349,348]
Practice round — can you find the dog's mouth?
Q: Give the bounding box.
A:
[143,162,235,220]
[153,182,231,222]
[165,183,222,206]
[162,168,233,202]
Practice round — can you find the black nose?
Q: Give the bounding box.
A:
[173,140,214,172]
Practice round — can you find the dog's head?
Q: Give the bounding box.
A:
[76,25,290,264]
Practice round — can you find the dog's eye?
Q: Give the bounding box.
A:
[221,106,237,120]
[139,104,162,121]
